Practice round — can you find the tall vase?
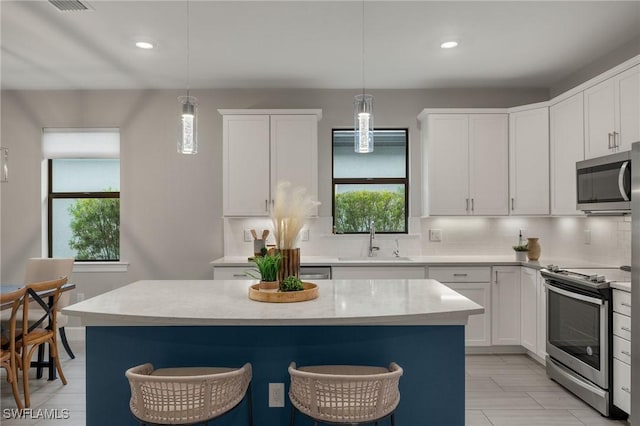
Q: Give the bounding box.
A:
[527,238,541,261]
[278,248,300,281]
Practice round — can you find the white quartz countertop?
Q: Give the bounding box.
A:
[63,279,484,327]
[611,281,632,292]
[211,256,610,269]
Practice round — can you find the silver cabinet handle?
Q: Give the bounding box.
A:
[495,271,498,284]
[466,198,469,211]
[621,302,632,308]
[471,198,474,212]
[511,198,515,211]
[613,131,619,149]
[621,350,631,356]
[453,273,468,277]
[608,132,613,149]
[622,386,631,394]
[233,274,247,277]
[621,326,631,332]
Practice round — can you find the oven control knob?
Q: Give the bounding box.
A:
[596,275,606,283]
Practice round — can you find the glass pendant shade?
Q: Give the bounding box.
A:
[354,94,374,153]
[178,95,198,154]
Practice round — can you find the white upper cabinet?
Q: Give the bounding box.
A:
[550,92,584,215]
[421,112,508,216]
[509,106,550,215]
[220,110,321,216]
[584,64,640,159]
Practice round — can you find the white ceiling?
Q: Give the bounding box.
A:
[2,1,639,90]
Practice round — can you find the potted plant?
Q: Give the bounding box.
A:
[279,275,304,292]
[513,244,529,262]
[248,252,282,290]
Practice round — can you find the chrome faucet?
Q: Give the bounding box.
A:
[368,220,380,257]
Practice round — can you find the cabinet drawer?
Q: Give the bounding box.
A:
[613,312,631,340]
[613,335,631,365]
[613,358,631,415]
[213,266,254,280]
[332,266,425,280]
[613,289,632,316]
[428,267,491,283]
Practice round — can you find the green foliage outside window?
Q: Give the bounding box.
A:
[334,189,405,233]
[68,196,120,260]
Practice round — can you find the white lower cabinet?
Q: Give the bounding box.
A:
[331,266,426,280]
[612,289,632,415]
[492,266,521,346]
[536,271,547,360]
[428,267,492,346]
[520,267,537,352]
[212,266,253,280]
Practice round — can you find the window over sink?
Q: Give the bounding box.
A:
[332,129,408,234]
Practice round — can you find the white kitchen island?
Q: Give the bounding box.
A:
[65,279,483,426]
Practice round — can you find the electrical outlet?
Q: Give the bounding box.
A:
[301,229,310,241]
[268,383,285,407]
[244,230,253,242]
[584,229,591,245]
[429,229,442,242]
[77,293,85,302]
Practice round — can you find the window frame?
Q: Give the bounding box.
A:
[47,159,120,261]
[331,128,409,234]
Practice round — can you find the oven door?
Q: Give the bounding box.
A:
[545,281,609,389]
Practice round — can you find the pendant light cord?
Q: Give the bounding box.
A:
[361,0,365,97]
[186,0,191,98]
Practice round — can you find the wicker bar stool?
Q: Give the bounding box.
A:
[125,362,253,426]
[288,362,403,426]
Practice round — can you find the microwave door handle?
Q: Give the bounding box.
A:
[544,282,604,305]
[618,161,630,201]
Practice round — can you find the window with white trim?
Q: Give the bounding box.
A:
[43,129,120,261]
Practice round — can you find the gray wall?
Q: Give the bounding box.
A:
[0,88,547,300]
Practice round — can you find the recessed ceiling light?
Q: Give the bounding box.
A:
[440,41,459,49]
[135,41,155,50]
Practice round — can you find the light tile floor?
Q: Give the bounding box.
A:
[0,346,632,425]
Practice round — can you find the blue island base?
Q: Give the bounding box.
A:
[86,325,464,425]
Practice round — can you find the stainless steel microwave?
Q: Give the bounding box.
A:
[576,151,631,214]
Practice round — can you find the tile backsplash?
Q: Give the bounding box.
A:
[223,215,631,266]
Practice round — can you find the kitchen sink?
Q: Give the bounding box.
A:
[337,256,413,262]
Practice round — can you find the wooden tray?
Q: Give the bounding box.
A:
[248,282,318,303]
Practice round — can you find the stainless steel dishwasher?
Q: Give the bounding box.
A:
[299,266,331,280]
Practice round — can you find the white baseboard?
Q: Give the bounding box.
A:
[465,345,526,355]
[60,326,85,342]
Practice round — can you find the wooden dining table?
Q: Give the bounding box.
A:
[1,282,76,380]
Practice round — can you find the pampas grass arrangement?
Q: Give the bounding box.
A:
[271,181,320,249]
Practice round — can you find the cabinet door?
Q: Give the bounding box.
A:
[271,115,319,215]
[550,93,584,215]
[520,267,537,353]
[222,115,271,216]
[509,107,550,215]
[584,78,616,159]
[213,266,254,280]
[492,266,521,345]
[616,64,640,151]
[426,115,470,215]
[469,114,509,215]
[536,272,547,360]
[445,282,491,346]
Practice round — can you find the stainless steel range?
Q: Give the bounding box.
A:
[541,265,630,418]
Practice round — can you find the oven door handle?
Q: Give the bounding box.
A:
[545,282,604,305]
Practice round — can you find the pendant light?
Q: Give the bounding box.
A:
[178,0,198,155]
[354,0,373,153]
